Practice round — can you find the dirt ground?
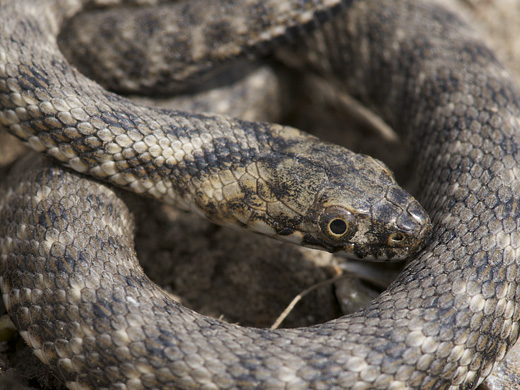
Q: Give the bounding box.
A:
[1,1,520,389]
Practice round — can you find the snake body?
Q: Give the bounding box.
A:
[0,0,520,389]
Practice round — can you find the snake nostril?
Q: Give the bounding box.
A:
[388,232,406,246]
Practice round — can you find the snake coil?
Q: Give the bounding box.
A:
[1,0,520,389]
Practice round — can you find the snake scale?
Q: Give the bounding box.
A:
[1,0,520,389]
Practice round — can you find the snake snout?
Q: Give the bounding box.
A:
[379,197,433,261]
[400,199,433,256]
[353,187,433,262]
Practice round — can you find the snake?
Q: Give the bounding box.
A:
[1,0,520,388]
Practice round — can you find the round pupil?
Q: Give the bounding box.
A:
[329,219,347,235]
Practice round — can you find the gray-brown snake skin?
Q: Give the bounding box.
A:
[1,0,520,389]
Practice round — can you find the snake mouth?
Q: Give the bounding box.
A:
[344,223,433,262]
[300,226,431,261]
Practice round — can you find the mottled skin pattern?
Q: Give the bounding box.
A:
[0,1,519,390]
[0,0,429,260]
[59,0,346,95]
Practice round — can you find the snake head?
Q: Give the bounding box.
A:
[247,136,432,261]
[303,183,433,261]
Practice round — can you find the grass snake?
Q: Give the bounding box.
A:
[1,0,520,389]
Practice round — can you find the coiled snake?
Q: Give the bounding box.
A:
[1,0,520,389]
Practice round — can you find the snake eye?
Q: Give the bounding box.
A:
[318,206,357,243]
